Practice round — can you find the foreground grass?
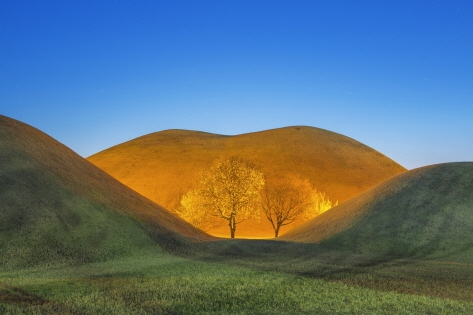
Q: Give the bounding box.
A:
[1,252,473,315]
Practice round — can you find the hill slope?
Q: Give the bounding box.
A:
[88,127,406,237]
[0,115,210,269]
[280,162,473,261]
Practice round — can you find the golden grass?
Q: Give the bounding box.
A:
[88,126,406,237]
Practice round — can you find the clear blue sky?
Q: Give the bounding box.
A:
[1,1,472,169]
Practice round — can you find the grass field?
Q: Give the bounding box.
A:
[2,240,473,314]
[2,116,472,314]
[1,250,472,314]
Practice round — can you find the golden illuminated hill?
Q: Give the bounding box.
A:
[88,127,406,238]
[280,162,473,262]
[0,115,210,268]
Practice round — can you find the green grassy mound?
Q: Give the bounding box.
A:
[0,115,210,269]
[281,162,473,261]
[88,127,406,237]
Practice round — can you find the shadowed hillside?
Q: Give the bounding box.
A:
[0,115,211,269]
[281,162,473,262]
[88,127,406,237]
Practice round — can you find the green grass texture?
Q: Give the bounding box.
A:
[282,162,473,261]
[2,252,473,315]
[0,115,208,268]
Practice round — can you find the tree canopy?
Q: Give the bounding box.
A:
[178,157,265,238]
[262,175,338,237]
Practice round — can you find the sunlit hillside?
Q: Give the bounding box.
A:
[281,162,473,262]
[0,115,211,268]
[88,127,406,237]
[2,116,473,313]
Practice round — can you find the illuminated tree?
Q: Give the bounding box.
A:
[262,175,338,237]
[175,189,211,230]
[306,191,338,220]
[183,157,264,238]
[261,176,314,237]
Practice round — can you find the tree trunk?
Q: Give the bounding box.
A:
[229,214,236,238]
[274,226,280,238]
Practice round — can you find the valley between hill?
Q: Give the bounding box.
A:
[1,115,473,314]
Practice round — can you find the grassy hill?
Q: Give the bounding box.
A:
[281,162,473,261]
[0,115,210,269]
[1,116,472,312]
[88,127,406,237]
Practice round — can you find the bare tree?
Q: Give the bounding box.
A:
[261,176,315,237]
[179,157,264,238]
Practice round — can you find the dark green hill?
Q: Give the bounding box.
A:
[0,115,210,269]
[281,162,473,261]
